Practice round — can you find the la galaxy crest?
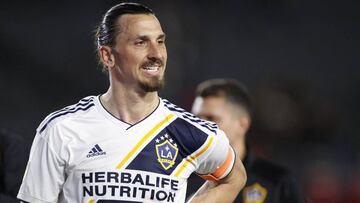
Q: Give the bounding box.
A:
[243,183,267,203]
[155,133,178,170]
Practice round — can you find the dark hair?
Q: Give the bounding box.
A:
[196,78,253,118]
[95,2,154,48]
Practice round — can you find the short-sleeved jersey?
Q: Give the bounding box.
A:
[18,96,235,203]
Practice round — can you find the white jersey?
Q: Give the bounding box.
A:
[18,96,235,203]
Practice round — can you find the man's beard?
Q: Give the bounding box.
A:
[138,58,166,92]
[139,76,165,92]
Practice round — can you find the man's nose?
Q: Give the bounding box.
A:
[147,43,163,60]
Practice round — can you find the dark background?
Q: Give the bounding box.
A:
[0,0,359,202]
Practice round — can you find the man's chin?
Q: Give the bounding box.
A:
[139,78,165,92]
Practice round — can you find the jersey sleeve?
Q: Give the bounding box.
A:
[195,129,236,181]
[17,127,66,203]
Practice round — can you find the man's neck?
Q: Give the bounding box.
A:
[100,86,159,124]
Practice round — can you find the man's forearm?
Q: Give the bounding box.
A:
[188,156,247,203]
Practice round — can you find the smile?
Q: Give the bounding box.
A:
[142,66,160,71]
[141,65,162,76]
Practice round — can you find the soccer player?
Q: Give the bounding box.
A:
[190,78,304,202]
[17,3,246,203]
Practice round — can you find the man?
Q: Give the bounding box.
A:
[190,78,304,203]
[17,3,246,203]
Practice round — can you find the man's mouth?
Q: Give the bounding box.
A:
[142,65,160,72]
[141,63,162,76]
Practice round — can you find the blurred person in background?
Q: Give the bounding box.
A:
[190,78,304,203]
[0,129,28,203]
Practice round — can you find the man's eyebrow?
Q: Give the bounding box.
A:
[158,33,166,39]
[134,33,166,40]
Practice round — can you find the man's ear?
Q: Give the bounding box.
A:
[99,46,115,68]
[239,115,251,133]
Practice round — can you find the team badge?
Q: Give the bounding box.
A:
[243,183,267,203]
[155,134,178,170]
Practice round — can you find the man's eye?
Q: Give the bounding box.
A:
[158,39,165,44]
[135,41,145,45]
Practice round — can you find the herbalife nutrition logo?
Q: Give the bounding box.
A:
[87,144,106,158]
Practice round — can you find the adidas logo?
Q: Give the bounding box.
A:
[86,144,106,158]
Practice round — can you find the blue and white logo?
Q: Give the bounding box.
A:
[87,144,106,158]
[155,134,178,170]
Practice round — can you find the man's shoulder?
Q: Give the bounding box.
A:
[37,96,97,134]
[160,98,218,133]
[243,154,304,202]
[249,155,294,183]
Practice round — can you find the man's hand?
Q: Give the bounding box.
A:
[188,155,247,203]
